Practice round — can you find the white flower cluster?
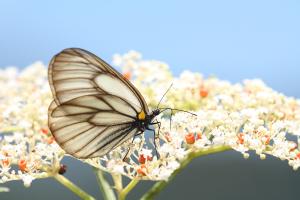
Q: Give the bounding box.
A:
[0,62,63,187]
[1,52,300,185]
[89,51,300,180]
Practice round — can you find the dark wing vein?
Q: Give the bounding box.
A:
[84,126,138,158]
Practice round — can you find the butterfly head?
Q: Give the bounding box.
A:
[146,109,160,123]
[152,109,160,117]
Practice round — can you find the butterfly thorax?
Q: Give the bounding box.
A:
[134,109,160,132]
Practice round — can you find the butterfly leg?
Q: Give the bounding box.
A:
[150,120,161,139]
[122,132,142,162]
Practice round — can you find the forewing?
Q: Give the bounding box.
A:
[48,48,148,113]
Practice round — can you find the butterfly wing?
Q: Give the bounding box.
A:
[48,48,148,113]
[48,48,148,158]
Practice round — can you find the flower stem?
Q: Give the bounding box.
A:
[0,187,9,192]
[94,168,116,200]
[118,179,139,200]
[140,145,232,200]
[53,174,95,200]
[112,173,123,195]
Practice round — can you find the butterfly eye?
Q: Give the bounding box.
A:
[153,109,160,116]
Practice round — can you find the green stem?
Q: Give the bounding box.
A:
[0,187,9,192]
[112,173,123,195]
[53,174,95,200]
[94,168,116,200]
[141,145,232,200]
[118,179,139,200]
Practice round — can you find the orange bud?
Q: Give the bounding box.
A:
[237,133,244,144]
[196,132,202,140]
[263,135,270,145]
[47,137,54,144]
[139,154,146,164]
[2,158,10,167]
[147,155,153,161]
[18,159,27,172]
[139,154,152,164]
[185,133,195,144]
[289,143,297,152]
[199,88,208,98]
[40,128,49,135]
[137,164,147,176]
[123,71,131,80]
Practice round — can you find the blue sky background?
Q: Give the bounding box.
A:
[0,0,299,96]
[1,1,300,200]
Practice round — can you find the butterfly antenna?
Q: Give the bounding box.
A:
[156,83,173,109]
[160,108,197,116]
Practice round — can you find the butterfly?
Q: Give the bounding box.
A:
[48,48,161,159]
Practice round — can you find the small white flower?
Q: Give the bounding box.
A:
[21,174,35,187]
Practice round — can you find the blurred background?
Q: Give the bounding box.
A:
[1,0,300,199]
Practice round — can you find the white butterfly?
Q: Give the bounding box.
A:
[48,48,160,158]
